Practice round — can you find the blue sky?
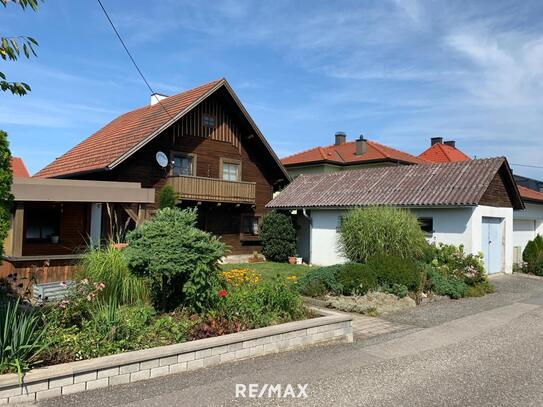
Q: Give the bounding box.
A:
[1,0,543,178]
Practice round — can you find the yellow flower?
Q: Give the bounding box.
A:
[220,268,260,286]
[286,275,297,281]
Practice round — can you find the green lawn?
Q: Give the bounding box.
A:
[221,262,311,282]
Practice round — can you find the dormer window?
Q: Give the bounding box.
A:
[203,114,215,128]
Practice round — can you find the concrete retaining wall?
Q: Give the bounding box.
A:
[0,308,352,404]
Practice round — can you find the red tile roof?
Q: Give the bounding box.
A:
[419,143,471,163]
[281,139,428,166]
[35,79,225,178]
[518,185,543,203]
[268,157,524,210]
[10,157,30,177]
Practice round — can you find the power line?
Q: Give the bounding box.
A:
[510,163,543,170]
[96,0,173,119]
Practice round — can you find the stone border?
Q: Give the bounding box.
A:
[0,308,352,404]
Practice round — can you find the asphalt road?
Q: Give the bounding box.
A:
[38,274,543,407]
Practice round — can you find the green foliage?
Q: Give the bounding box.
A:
[466,281,496,298]
[522,235,543,266]
[79,245,150,305]
[338,207,428,263]
[425,269,467,299]
[336,263,378,295]
[1,0,41,96]
[0,131,12,259]
[260,211,296,262]
[298,265,343,297]
[158,185,177,209]
[0,300,48,375]
[426,243,486,286]
[216,276,306,329]
[124,208,225,311]
[381,283,409,298]
[365,255,421,292]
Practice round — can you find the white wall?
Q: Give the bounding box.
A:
[309,210,347,266]
[513,203,543,259]
[306,206,514,273]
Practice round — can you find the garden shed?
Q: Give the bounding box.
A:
[267,158,524,273]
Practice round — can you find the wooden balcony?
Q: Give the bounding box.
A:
[167,175,256,204]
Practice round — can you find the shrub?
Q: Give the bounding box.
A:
[338,207,428,263]
[366,255,421,292]
[260,211,296,262]
[426,243,486,286]
[216,276,306,329]
[466,281,496,297]
[298,265,343,297]
[80,245,150,305]
[0,300,48,375]
[425,269,467,299]
[124,208,226,312]
[336,263,378,295]
[0,130,13,260]
[523,235,543,268]
[381,283,409,298]
[158,185,177,209]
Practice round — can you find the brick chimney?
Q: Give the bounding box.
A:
[444,140,456,148]
[431,137,443,146]
[151,93,168,105]
[355,135,367,155]
[335,132,346,146]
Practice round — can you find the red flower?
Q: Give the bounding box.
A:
[218,289,227,298]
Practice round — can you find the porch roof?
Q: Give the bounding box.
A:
[11,177,155,203]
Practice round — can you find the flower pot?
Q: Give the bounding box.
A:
[50,236,59,244]
[288,256,296,264]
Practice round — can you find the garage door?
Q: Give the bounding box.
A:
[513,219,536,249]
[481,217,504,274]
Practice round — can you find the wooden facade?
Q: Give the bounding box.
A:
[75,87,286,254]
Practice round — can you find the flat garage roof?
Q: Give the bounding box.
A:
[11,177,155,203]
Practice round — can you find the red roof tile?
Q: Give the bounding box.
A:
[10,157,30,177]
[518,185,543,203]
[268,157,524,210]
[35,79,224,178]
[419,143,470,163]
[281,140,428,166]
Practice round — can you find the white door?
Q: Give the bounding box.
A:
[481,217,504,274]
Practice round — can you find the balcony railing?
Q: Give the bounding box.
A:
[167,175,256,204]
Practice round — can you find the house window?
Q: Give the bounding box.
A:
[419,217,434,234]
[241,215,260,236]
[222,160,241,181]
[202,114,215,128]
[25,207,60,242]
[172,154,195,176]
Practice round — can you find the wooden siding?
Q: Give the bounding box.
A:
[0,259,79,290]
[480,169,514,208]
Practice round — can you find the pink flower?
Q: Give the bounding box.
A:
[81,278,89,285]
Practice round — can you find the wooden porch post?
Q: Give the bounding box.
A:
[12,202,24,257]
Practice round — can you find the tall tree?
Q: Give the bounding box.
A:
[1,0,41,96]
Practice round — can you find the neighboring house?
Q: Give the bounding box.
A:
[1,177,154,286]
[418,137,470,162]
[35,78,289,254]
[10,157,30,177]
[418,138,543,263]
[281,132,427,178]
[267,158,524,274]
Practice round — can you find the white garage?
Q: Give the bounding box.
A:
[513,193,543,263]
[268,158,524,274]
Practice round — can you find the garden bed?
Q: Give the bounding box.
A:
[0,308,352,404]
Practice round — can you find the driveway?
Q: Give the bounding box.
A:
[37,274,543,407]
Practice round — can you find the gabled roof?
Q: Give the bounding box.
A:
[281,139,428,167]
[518,185,543,204]
[10,157,29,177]
[35,79,288,180]
[267,157,524,210]
[419,143,471,163]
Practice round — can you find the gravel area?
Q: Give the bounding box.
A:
[383,273,543,327]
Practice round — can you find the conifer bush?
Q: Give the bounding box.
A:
[260,211,296,262]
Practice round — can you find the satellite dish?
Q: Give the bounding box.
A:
[156,151,168,168]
